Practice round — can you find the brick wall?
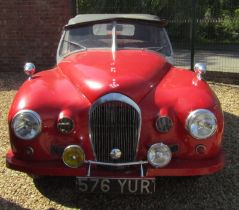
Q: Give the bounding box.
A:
[0,0,74,72]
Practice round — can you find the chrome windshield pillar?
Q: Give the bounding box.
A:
[111,21,117,62]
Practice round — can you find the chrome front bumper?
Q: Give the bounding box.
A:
[85,160,148,177]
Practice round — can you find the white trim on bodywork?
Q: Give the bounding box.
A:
[57,30,66,64]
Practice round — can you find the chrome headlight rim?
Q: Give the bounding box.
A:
[11,109,42,140]
[186,109,217,140]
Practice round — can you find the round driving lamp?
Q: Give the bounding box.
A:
[11,110,42,140]
[62,145,85,168]
[147,143,172,168]
[57,117,74,134]
[155,116,173,133]
[186,109,217,139]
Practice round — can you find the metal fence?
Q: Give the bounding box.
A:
[75,0,239,74]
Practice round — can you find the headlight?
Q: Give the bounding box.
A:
[11,110,42,140]
[147,143,172,168]
[186,109,217,139]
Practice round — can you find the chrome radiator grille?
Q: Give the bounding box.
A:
[89,93,141,163]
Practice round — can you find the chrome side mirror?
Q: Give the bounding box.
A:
[194,63,206,80]
[24,62,36,79]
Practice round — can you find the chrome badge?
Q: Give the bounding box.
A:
[110,148,122,160]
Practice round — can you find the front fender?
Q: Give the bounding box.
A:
[138,67,224,160]
[8,68,93,161]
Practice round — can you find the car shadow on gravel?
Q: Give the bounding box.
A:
[33,111,239,210]
[0,198,24,210]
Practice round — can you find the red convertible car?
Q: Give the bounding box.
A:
[6,14,224,193]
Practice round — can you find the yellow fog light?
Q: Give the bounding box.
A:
[62,145,85,168]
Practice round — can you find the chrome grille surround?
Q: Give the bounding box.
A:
[89,93,141,163]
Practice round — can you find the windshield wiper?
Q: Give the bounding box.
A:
[63,40,87,51]
[144,46,166,52]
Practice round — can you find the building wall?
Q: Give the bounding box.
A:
[0,0,73,72]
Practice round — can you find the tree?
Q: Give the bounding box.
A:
[76,0,239,43]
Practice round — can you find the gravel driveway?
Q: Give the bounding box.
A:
[0,72,238,210]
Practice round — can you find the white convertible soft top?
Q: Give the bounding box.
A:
[66,14,166,27]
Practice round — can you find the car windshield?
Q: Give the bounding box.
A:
[58,20,172,58]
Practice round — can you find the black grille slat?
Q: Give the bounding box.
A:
[90,98,140,163]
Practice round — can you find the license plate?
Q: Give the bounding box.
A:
[76,177,155,194]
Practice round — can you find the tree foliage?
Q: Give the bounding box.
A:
[76,0,239,43]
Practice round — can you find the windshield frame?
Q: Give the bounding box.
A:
[57,20,173,64]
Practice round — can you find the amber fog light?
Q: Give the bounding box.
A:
[57,118,74,134]
[62,145,85,168]
[147,143,172,168]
